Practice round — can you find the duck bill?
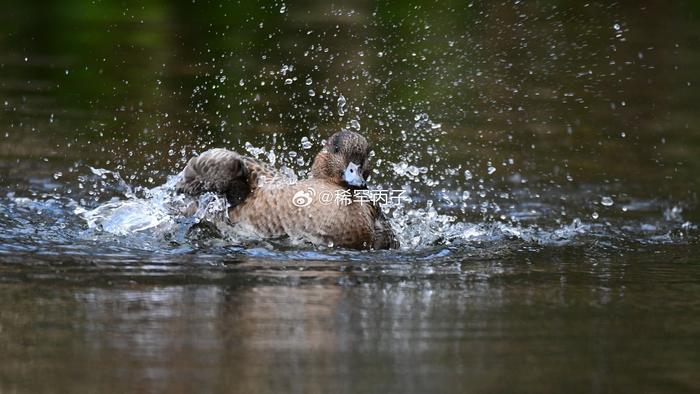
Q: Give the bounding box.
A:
[343,162,366,188]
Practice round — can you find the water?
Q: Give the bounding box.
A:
[1,1,700,392]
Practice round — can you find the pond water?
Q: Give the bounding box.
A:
[1,1,699,392]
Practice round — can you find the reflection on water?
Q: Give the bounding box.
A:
[2,250,700,392]
[1,0,700,392]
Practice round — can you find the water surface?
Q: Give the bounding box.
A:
[1,1,699,392]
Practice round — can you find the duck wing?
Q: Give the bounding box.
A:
[176,148,278,207]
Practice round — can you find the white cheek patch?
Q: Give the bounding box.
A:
[343,162,365,187]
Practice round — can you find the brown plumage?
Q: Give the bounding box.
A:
[176,131,399,250]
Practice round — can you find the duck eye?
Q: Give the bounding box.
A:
[334,146,340,153]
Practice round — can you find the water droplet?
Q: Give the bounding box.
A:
[337,94,346,116]
[284,78,293,85]
[308,89,315,97]
[601,196,614,206]
[592,212,599,219]
[487,166,496,175]
[300,137,312,149]
[280,4,286,13]
[464,170,473,180]
[350,119,360,131]
[305,78,312,85]
[613,23,621,31]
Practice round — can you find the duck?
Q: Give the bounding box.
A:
[175,130,399,250]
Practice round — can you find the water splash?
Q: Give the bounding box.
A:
[76,171,230,241]
[65,162,697,255]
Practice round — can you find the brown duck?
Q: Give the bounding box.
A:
[176,131,399,250]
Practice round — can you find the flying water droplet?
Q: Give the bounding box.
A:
[601,196,614,206]
[337,94,346,116]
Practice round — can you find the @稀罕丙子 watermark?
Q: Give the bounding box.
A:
[292,188,407,208]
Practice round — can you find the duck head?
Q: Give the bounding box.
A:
[311,130,371,189]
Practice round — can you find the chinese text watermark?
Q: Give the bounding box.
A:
[292,188,407,207]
